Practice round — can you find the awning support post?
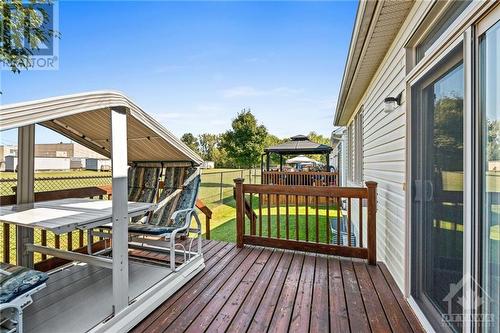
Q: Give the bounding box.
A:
[16,125,35,268]
[110,107,129,313]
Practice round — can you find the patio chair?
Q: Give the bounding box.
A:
[128,167,202,270]
[87,165,163,254]
[127,165,163,223]
[0,263,48,333]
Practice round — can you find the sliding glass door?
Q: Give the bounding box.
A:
[411,43,464,332]
[478,16,499,333]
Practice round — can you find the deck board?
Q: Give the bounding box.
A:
[132,240,425,333]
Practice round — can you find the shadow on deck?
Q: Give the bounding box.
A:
[133,239,424,333]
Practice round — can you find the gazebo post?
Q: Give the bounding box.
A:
[16,125,35,268]
[110,107,129,313]
[260,154,264,175]
[279,154,283,172]
[326,152,330,171]
[266,152,270,171]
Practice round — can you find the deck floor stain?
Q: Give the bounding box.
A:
[132,239,425,333]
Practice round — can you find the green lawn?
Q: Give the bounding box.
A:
[198,196,339,244]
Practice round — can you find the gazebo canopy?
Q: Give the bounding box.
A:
[264,135,332,155]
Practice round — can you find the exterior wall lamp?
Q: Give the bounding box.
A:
[383,92,402,113]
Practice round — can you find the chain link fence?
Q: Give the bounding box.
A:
[0,169,259,263]
[0,173,112,196]
[199,169,261,207]
[0,172,112,264]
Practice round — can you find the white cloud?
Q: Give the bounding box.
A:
[221,85,302,98]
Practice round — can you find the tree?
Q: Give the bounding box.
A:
[180,133,200,154]
[1,0,60,73]
[433,96,464,172]
[264,134,284,166]
[307,131,330,145]
[487,120,500,161]
[306,131,331,163]
[198,133,220,161]
[221,109,268,168]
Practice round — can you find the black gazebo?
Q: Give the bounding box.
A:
[262,135,333,172]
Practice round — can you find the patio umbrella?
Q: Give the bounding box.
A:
[286,155,320,164]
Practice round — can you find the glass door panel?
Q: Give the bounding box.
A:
[412,43,464,332]
[479,18,499,333]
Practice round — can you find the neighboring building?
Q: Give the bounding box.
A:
[34,142,107,159]
[334,1,498,332]
[1,142,107,171]
[5,156,71,172]
[86,158,112,171]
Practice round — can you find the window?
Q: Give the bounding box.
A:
[416,0,471,62]
[347,110,363,184]
[355,111,363,184]
[347,122,354,181]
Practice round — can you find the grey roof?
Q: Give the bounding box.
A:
[264,135,332,154]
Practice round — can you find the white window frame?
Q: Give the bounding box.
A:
[347,110,363,185]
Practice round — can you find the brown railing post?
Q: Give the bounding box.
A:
[366,181,377,265]
[234,178,245,248]
[205,215,211,240]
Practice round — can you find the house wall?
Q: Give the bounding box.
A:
[344,0,434,290]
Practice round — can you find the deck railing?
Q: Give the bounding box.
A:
[234,178,377,264]
[262,170,338,186]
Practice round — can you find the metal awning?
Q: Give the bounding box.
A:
[0,91,203,165]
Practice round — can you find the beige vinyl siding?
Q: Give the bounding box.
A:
[345,0,433,289]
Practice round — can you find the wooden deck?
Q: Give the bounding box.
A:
[133,239,424,333]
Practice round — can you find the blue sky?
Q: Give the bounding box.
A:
[0,0,357,145]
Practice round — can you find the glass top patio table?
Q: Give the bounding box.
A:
[0,198,155,235]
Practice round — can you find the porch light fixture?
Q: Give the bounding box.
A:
[384,92,402,113]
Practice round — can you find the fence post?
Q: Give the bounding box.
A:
[366,181,377,265]
[234,178,245,248]
[219,172,224,204]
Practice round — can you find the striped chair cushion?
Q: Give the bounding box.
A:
[0,263,48,303]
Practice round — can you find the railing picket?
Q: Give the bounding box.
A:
[79,230,84,248]
[295,195,299,241]
[67,232,73,251]
[259,193,263,237]
[285,195,289,240]
[315,196,319,243]
[249,193,255,235]
[267,193,271,237]
[347,198,352,247]
[276,194,280,239]
[41,229,47,260]
[305,196,309,242]
[359,198,363,248]
[3,223,10,263]
[55,233,60,249]
[337,197,341,245]
[326,197,330,244]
